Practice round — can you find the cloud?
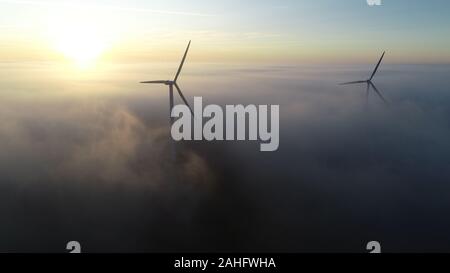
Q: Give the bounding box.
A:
[0,97,215,187]
[2,64,450,252]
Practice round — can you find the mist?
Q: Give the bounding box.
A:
[1,62,450,252]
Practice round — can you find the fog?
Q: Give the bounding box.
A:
[1,62,450,252]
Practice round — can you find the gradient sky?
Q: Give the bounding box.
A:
[0,0,449,64]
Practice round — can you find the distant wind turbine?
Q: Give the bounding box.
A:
[340,51,388,104]
[141,41,194,124]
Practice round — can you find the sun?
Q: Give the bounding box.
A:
[51,25,106,69]
[47,14,113,69]
[55,28,106,68]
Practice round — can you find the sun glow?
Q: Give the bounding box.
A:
[54,26,106,68]
[47,13,116,69]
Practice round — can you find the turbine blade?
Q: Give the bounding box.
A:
[174,83,194,116]
[369,81,388,104]
[369,51,386,81]
[340,80,367,85]
[174,40,191,83]
[141,80,167,84]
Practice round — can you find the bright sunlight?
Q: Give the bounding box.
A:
[47,12,117,69]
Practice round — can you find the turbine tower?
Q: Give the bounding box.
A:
[340,51,388,104]
[141,41,194,124]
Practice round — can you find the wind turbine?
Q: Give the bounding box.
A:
[340,51,388,104]
[141,41,194,124]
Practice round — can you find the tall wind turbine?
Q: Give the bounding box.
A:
[141,41,194,124]
[340,51,388,104]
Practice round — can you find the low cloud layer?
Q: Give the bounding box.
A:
[1,64,450,252]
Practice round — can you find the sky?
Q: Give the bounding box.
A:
[0,0,449,65]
